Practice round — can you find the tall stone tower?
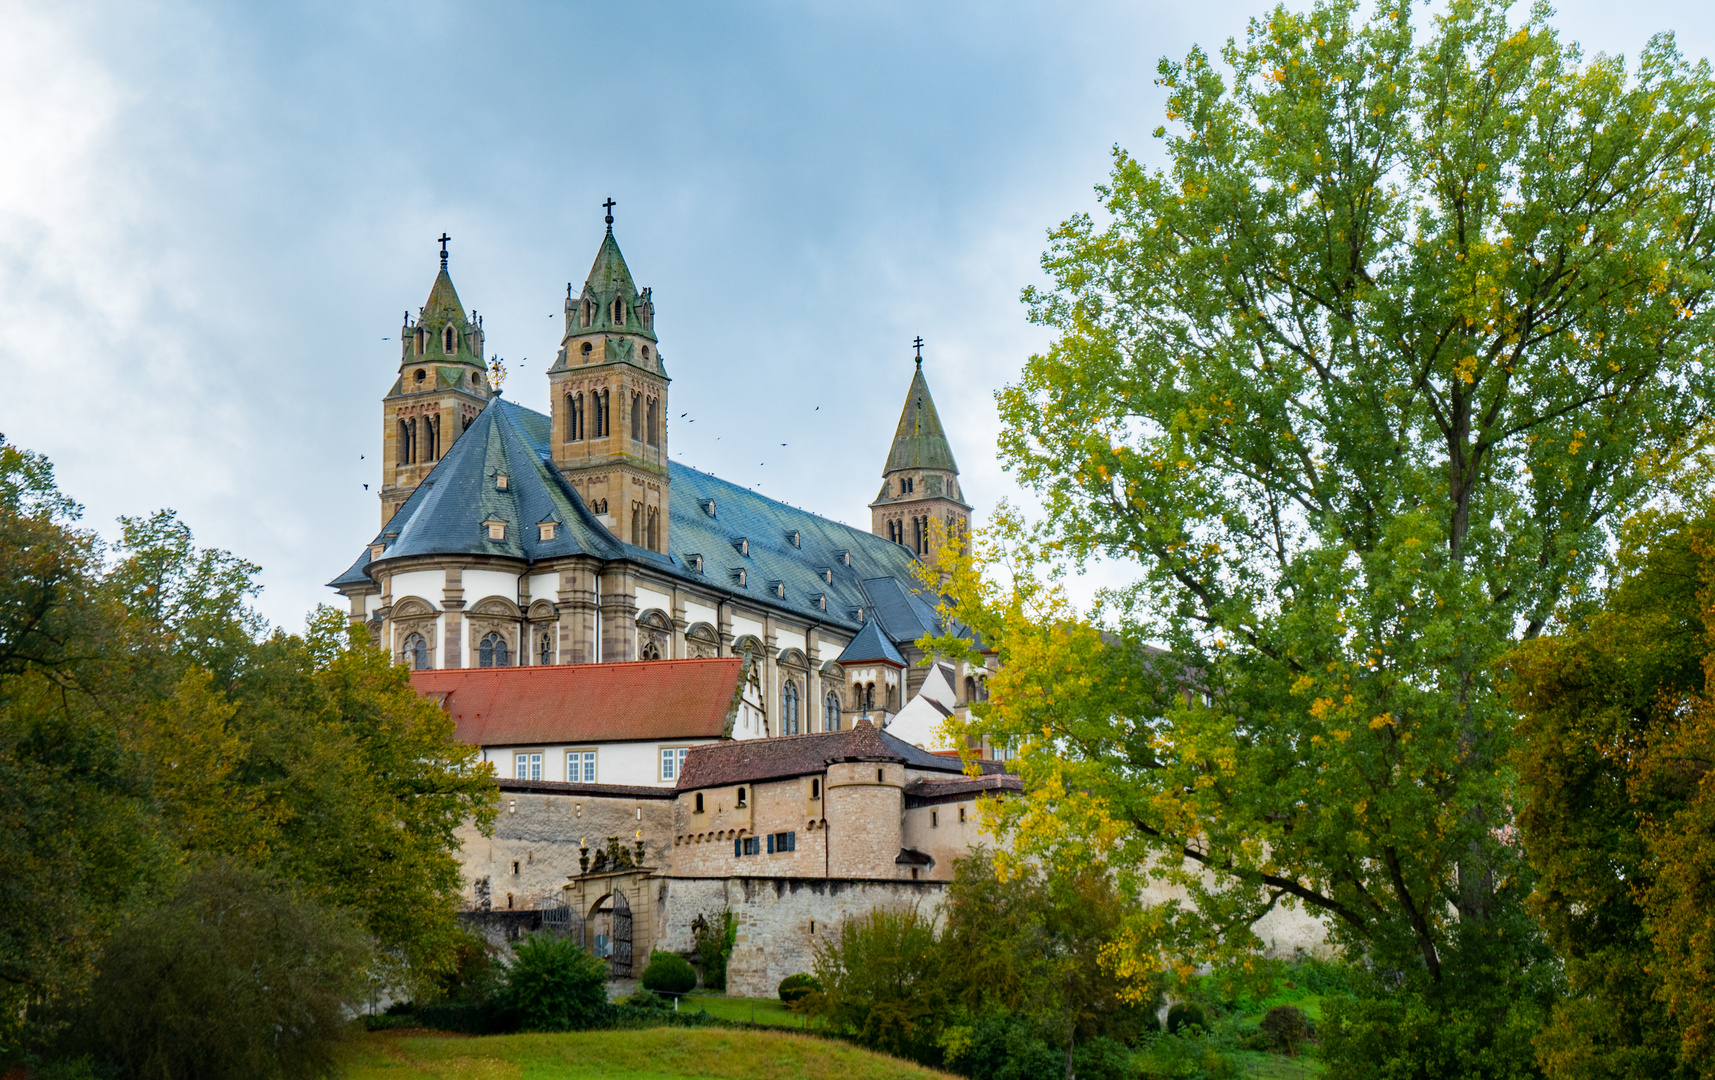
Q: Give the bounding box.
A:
[870,353,970,564]
[548,208,669,553]
[380,238,492,525]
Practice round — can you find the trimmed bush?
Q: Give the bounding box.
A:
[1166,1002,1208,1035]
[641,951,698,995]
[778,973,822,1005]
[496,933,612,1032]
[1260,1004,1308,1056]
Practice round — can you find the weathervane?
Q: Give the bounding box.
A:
[603,198,616,234]
[913,336,925,368]
[438,232,451,269]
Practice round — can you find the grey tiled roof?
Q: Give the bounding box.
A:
[332,396,960,648]
[837,618,906,667]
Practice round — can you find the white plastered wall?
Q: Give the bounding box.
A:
[463,569,522,606]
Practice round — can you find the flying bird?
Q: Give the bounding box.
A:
[363,484,369,490]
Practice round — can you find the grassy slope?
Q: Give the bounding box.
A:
[341,1027,953,1080]
[678,994,814,1029]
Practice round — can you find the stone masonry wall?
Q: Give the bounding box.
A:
[650,876,949,998]
[455,786,674,912]
[670,776,829,878]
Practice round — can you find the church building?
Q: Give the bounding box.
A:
[331,213,994,768]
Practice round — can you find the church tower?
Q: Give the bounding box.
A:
[548,205,669,553]
[380,237,492,525]
[870,349,971,564]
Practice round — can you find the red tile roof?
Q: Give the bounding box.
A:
[413,658,745,747]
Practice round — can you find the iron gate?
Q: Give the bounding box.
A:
[610,891,633,977]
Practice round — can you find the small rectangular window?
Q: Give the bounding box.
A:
[767,833,774,854]
[931,811,939,828]
[660,746,688,781]
[539,522,557,542]
[694,792,704,813]
[771,831,795,852]
[566,750,596,783]
[810,778,820,800]
[486,522,506,540]
[740,836,759,856]
[959,806,967,823]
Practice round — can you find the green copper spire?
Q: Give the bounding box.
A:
[421,267,469,330]
[884,364,959,475]
[569,220,657,343]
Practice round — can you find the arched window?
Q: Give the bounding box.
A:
[581,300,592,328]
[630,392,642,440]
[782,681,799,735]
[539,632,552,666]
[403,633,428,670]
[425,414,440,461]
[646,397,659,446]
[612,297,625,325]
[824,692,840,732]
[443,325,456,354]
[413,328,425,355]
[581,341,593,359]
[645,507,659,551]
[863,682,876,710]
[479,632,509,668]
[640,638,662,660]
[630,502,643,545]
[414,367,426,385]
[397,418,414,465]
[964,675,976,703]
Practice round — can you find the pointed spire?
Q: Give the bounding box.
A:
[421,267,469,330]
[884,362,959,476]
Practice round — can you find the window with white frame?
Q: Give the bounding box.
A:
[567,749,597,783]
[660,746,689,781]
[514,751,543,781]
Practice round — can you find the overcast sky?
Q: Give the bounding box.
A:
[2,0,1711,632]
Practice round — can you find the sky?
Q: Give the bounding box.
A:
[2,0,1712,633]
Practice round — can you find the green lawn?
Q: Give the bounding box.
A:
[340,1027,952,1080]
[677,993,816,1029]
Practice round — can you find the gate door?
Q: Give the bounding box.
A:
[611,890,633,977]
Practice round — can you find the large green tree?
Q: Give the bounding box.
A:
[1503,503,1710,1079]
[932,1,1715,1075]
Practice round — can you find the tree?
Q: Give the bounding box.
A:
[1503,500,1715,1078]
[72,860,371,1080]
[930,2,1715,1075]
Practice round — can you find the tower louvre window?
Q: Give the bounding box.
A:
[414,328,425,355]
[612,297,625,325]
[581,299,592,327]
[631,502,643,545]
[443,325,456,354]
[630,392,642,441]
[646,397,659,446]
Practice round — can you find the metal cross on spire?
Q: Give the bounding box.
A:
[437,232,451,269]
[913,336,925,367]
[603,198,616,234]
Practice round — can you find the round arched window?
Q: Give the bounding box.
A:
[443,325,456,353]
[824,692,840,732]
[782,681,800,735]
[403,633,428,670]
[414,368,426,384]
[581,342,593,357]
[479,632,510,668]
[470,372,479,384]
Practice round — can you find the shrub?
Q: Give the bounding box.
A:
[496,933,611,1032]
[1259,1005,1307,1056]
[691,908,737,991]
[1139,1028,1239,1080]
[809,906,948,1063]
[641,951,698,995]
[1072,1035,1136,1080]
[1166,1002,1207,1035]
[69,861,371,1080]
[778,973,822,1005]
[624,988,671,1009]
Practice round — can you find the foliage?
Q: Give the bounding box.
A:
[810,906,948,1063]
[643,951,699,995]
[0,433,497,1054]
[497,933,613,1032]
[1138,1029,1240,1080]
[69,860,371,1080]
[1259,1006,1308,1056]
[926,0,1715,1074]
[1502,495,1715,1077]
[1167,1004,1208,1036]
[779,973,823,1005]
[691,907,738,991]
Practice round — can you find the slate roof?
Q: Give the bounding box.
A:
[883,365,960,475]
[837,619,906,667]
[674,720,968,790]
[904,774,1022,807]
[335,392,961,649]
[496,778,678,800]
[413,658,745,747]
